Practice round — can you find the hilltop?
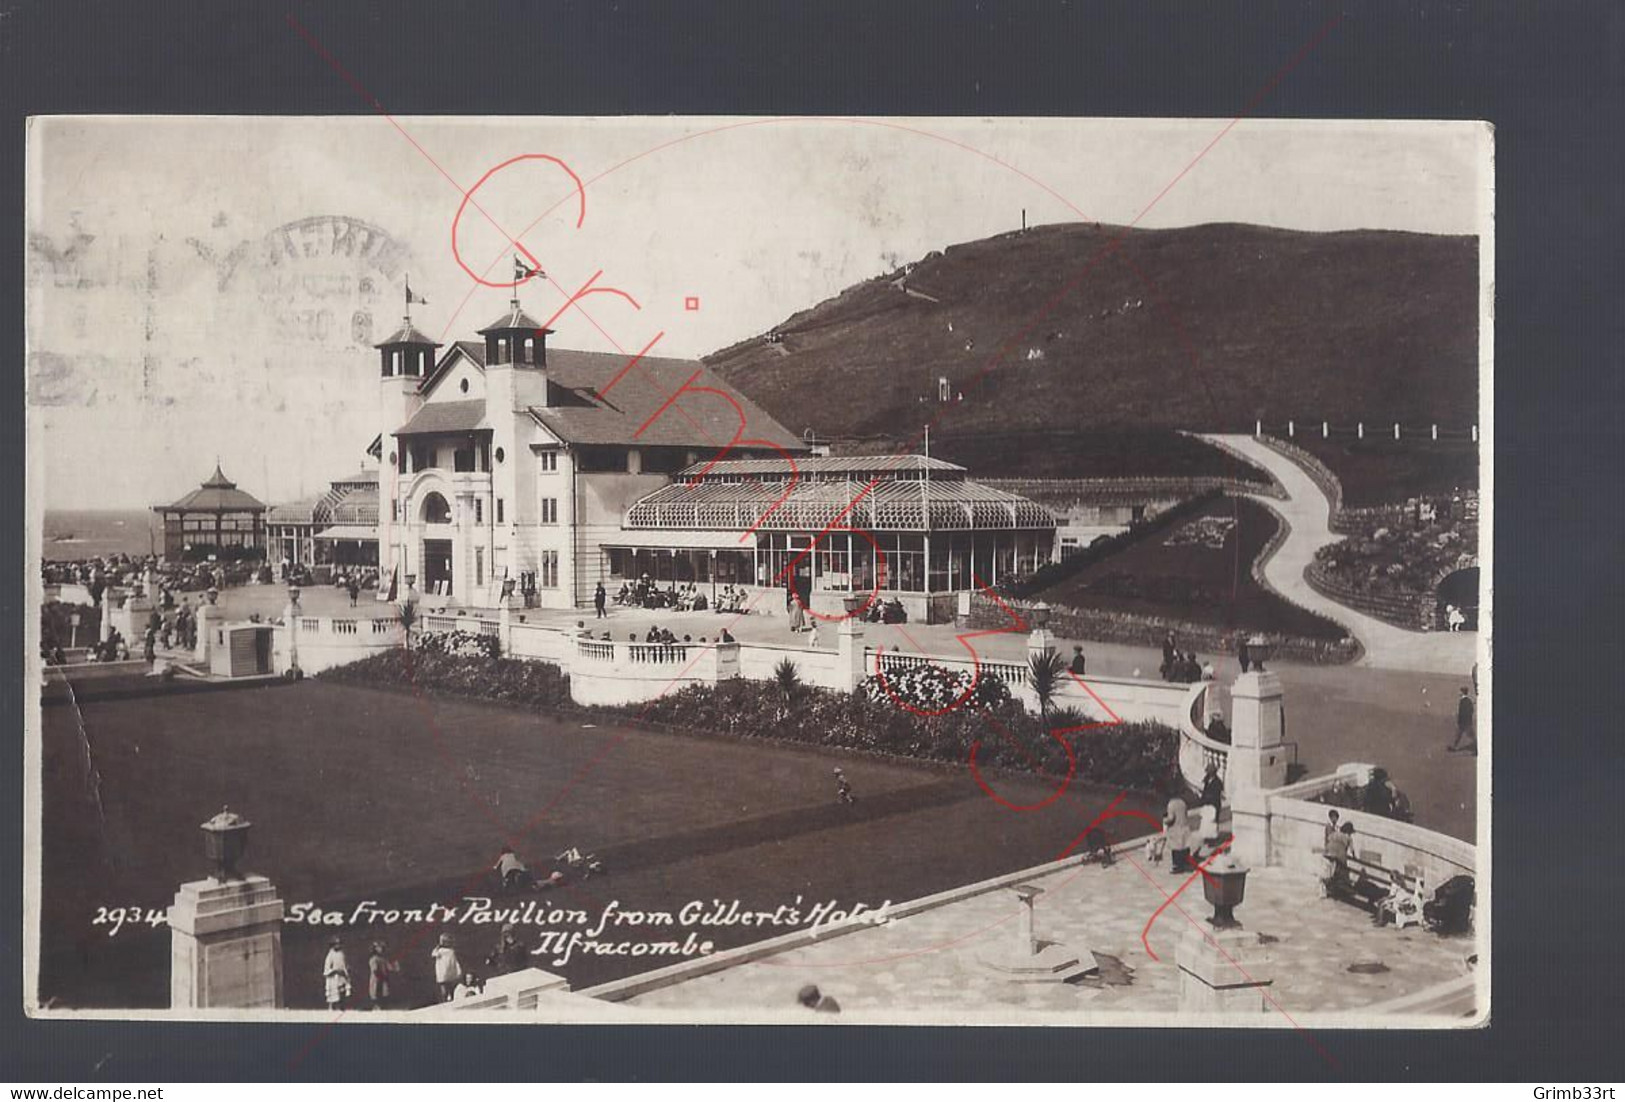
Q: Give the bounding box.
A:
[705,222,1478,478]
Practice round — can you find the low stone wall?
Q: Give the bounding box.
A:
[277,614,405,676]
[963,595,1360,665]
[569,638,743,706]
[1264,772,1476,887]
[1304,560,1431,630]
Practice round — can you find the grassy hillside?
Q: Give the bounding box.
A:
[707,222,1478,478]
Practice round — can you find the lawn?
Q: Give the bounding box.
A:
[1036,494,1347,640]
[1291,436,1479,509]
[38,677,1161,1010]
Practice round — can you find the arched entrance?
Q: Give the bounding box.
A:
[1436,567,1479,631]
[419,491,454,596]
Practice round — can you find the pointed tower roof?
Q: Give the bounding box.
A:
[374,319,444,348]
[478,301,552,335]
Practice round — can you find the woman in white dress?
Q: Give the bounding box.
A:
[323,936,351,1010]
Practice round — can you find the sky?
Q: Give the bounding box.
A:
[26,116,1490,510]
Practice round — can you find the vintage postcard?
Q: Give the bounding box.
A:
[25,115,1491,1031]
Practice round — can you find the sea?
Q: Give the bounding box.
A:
[41,509,160,562]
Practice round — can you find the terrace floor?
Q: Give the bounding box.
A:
[625,858,1480,1033]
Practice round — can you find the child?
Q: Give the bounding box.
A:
[833,767,856,806]
[453,971,484,1000]
[323,936,351,1010]
[367,940,398,1010]
[431,933,461,1003]
[1323,821,1354,898]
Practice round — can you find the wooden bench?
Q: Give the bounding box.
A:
[1331,849,1425,916]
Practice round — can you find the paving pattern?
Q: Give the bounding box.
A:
[628,862,1478,1022]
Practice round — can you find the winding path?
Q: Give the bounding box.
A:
[1200,434,1480,675]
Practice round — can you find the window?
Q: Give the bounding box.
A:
[496,499,505,524]
[540,497,559,525]
[540,550,559,588]
[538,451,558,472]
[454,447,476,473]
[475,548,484,588]
[475,500,483,524]
[392,498,399,522]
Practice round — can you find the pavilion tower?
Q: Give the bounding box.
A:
[374,299,441,597]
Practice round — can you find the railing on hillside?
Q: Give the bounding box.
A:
[332,619,358,635]
[370,618,395,635]
[423,615,458,633]
[865,646,1029,687]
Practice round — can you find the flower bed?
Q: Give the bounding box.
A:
[628,676,1181,794]
[1310,516,1477,630]
[319,650,571,710]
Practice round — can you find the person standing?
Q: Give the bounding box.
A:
[1199,763,1224,812]
[1069,645,1087,676]
[323,936,351,1011]
[788,585,807,634]
[1238,633,1251,674]
[1450,687,1477,754]
[594,581,607,619]
[1164,796,1191,873]
[347,578,360,607]
[431,933,461,1003]
[1161,632,1177,680]
[1322,821,1353,898]
[833,767,856,806]
[367,940,398,1010]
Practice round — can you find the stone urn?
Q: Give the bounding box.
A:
[1202,852,1249,929]
[201,806,252,882]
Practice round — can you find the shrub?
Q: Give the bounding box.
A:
[630,677,1176,793]
[320,650,569,710]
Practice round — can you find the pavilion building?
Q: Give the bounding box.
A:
[153,464,268,561]
[361,293,1056,621]
[265,470,380,570]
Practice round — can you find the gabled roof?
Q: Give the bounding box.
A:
[395,399,488,436]
[527,348,803,451]
[374,318,444,348]
[418,340,487,396]
[157,466,267,513]
[366,434,383,459]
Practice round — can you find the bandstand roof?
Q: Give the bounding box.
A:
[625,477,1055,533]
[157,465,267,513]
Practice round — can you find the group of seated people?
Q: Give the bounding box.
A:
[574,622,735,646]
[713,585,747,614]
[614,577,712,612]
[1161,649,1213,683]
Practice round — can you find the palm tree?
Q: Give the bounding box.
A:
[1028,648,1068,725]
[396,596,420,654]
[773,657,802,703]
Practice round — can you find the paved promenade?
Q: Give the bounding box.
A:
[1200,433,1480,676]
[627,860,1478,1025]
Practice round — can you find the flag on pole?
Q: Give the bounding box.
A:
[514,256,543,282]
[405,277,428,307]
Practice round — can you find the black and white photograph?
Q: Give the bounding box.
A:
[24,111,1492,1031]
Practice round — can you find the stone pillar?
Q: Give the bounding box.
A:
[1227,671,1288,796]
[193,603,212,663]
[168,875,286,1009]
[498,594,513,656]
[100,591,117,645]
[284,595,301,675]
[1176,926,1273,1015]
[837,614,867,692]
